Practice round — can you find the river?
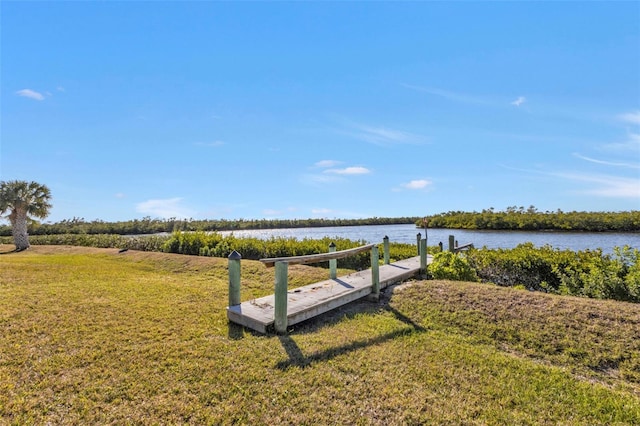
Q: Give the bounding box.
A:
[219,224,640,253]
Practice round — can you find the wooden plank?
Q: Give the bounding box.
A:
[454,242,475,252]
[260,243,376,267]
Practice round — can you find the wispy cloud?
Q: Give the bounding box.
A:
[136,197,194,219]
[619,111,640,125]
[345,123,422,146]
[393,179,433,192]
[573,153,640,169]
[115,193,126,199]
[324,166,371,175]
[16,89,45,101]
[511,96,526,107]
[601,133,640,152]
[314,160,342,168]
[401,84,490,105]
[403,179,432,190]
[554,172,640,199]
[302,161,370,185]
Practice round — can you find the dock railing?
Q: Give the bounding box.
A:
[264,243,380,334]
[228,235,426,334]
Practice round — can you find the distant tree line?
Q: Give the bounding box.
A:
[0,216,420,237]
[417,207,640,232]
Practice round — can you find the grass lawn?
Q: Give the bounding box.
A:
[1,245,639,425]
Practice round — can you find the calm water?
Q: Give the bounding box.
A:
[219,224,640,253]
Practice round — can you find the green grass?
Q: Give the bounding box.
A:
[1,245,639,425]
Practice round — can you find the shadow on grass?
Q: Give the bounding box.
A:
[227,322,245,340]
[0,246,20,255]
[276,303,427,370]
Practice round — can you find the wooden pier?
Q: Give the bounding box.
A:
[227,255,430,333]
[227,237,432,334]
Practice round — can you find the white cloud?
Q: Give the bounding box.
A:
[619,111,640,125]
[402,179,432,190]
[351,124,419,146]
[315,160,342,168]
[135,197,194,219]
[401,84,489,105]
[115,193,126,199]
[511,96,526,107]
[602,133,640,152]
[573,153,640,169]
[554,172,640,199]
[324,166,371,175]
[337,119,423,146]
[302,163,370,186]
[16,89,45,101]
[57,86,65,92]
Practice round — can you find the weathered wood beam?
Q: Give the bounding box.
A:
[260,243,377,267]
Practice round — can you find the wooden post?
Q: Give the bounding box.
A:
[416,233,422,256]
[228,250,241,307]
[422,217,428,254]
[329,242,337,279]
[369,245,380,301]
[420,239,427,274]
[274,261,289,334]
[448,235,455,253]
[383,236,390,265]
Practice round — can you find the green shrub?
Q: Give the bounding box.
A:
[429,251,478,281]
[556,246,640,302]
[466,243,571,292]
[465,244,640,303]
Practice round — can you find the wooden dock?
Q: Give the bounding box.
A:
[227,255,431,333]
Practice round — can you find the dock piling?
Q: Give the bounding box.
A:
[420,239,427,274]
[228,250,241,307]
[329,242,337,279]
[274,261,289,334]
[368,245,380,301]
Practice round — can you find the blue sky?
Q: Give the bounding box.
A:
[1,1,639,223]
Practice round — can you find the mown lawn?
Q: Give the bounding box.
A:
[1,245,639,425]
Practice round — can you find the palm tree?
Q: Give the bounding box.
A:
[0,180,52,251]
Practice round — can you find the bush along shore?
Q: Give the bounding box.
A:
[3,231,639,304]
[417,207,640,231]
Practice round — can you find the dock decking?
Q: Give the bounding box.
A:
[227,255,431,333]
